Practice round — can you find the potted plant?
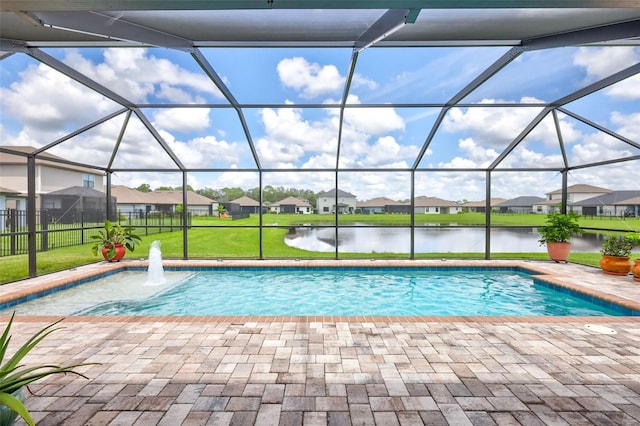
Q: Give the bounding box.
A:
[538,212,582,263]
[91,220,142,262]
[0,313,94,426]
[599,234,634,276]
[625,233,640,281]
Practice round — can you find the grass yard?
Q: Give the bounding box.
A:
[0,212,637,284]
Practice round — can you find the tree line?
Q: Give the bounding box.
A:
[136,184,319,206]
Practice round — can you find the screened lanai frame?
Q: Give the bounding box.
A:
[1,2,639,277]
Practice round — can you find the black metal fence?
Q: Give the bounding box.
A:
[0,209,191,257]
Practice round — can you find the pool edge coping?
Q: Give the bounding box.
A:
[2,259,639,319]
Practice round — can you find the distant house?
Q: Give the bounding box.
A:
[152,190,218,216]
[226,196,264,214]
[317,189,357,214]
[573,190,640,217]
[111,185,154,217]
[495,196,545,214]
[0,186,24,231]
[533,184,613,214]
[462,198,507,213]
[413,196,462,214]
[357,197,409,214]
[271,196,313,214]
[0,146,105,210]
[41,186,114,223]
[112,185,217,217]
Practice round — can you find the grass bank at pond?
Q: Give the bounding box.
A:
[1,213,637,284]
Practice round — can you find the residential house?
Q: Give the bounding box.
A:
[41,186,114,223]
[532,184,612,214]
[270,196,313,214]
[111,185,154,217]
[0,186,24,231]
[226,196,264,214]
[413,196,462,214]
[0,146,105,210]
[462,198,507,213]
[317,189,357,214]
[357,197,409,214]
[112,185,218,217]
[495,196,545,214]
[152,190,218,216]
[573,190,640,217]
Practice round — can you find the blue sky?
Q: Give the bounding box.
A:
[0,44,638,202]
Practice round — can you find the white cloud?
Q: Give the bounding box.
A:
[0,62,116,135]
[442,99,547,147]
[360,136,417,168]
[436,137,499,169]
[67,48,222,103]
[165,134,242,168]
[570,131,635,165]
[153,108,211,132]
[256,137,305,168]
[573,46,640,100]
[611,111,640,141]
[261,107,337,153]
[350,73,378,91]
[343,103,405,136]
[302,153,337,169]
[277,56,345,98]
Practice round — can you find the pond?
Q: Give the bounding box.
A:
[285,225,605,253]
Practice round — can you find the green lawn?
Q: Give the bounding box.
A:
[1,212,637,284]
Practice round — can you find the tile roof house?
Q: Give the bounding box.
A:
[0,145,105,210]
[573,190,640,217]
[270,196,313,214]
[413,196,462,214]
[112,185,217,216]
[226,195,264,214]
[533,184,613,214]
[495,196,545,214]
[462,198,507,213]
[357,197,409,214]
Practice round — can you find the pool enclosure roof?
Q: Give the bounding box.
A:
[0,1,639,186]
[2,2,640,48]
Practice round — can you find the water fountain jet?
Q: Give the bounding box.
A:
[146,240,165,285]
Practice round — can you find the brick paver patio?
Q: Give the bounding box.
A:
[4,260,640,425]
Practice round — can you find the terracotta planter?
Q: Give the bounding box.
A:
[546,242,571,263]
[102,244,126,262]
[632,259,640,282]
[599,255,631,276]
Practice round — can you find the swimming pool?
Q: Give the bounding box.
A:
[0,266,630,316]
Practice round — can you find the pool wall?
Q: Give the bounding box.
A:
[1,259,639,317]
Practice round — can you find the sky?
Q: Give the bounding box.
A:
[0,44,638,202]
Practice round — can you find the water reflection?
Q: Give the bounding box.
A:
[285,226,604,253]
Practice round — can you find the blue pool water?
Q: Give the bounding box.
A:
[14,267,620,316]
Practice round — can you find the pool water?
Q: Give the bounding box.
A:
[4,268,620,316]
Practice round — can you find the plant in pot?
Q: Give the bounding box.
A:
[91,220,142,262]
[626,233,640,282]
[599,234,634,276]
[0,313,95,426]
[538,212,582,263]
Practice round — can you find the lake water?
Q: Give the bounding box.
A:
[286,226,605,253]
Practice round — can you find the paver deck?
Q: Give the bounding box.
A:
[4,260,640,425]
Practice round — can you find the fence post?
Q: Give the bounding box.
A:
[41,210,48,252]
[9,209,16,256]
